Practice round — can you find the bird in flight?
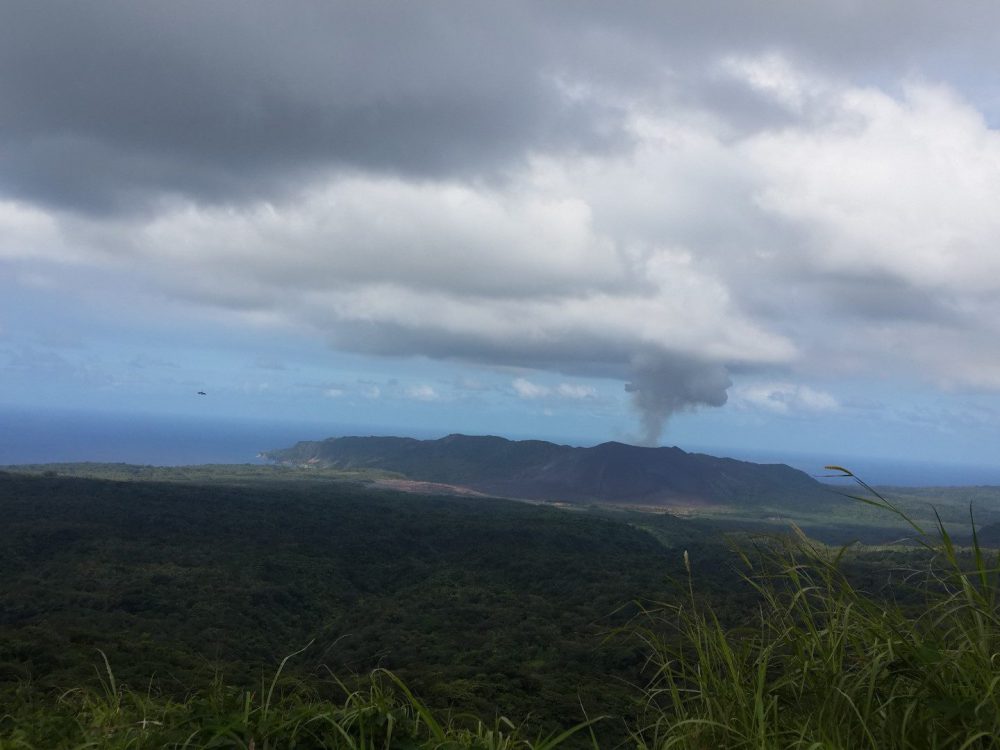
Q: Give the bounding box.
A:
[197,391,207,396]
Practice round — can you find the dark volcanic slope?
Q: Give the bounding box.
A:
[262,434,836,509]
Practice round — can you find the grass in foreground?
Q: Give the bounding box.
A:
[0,659,600,750]
[632,468,1000,749]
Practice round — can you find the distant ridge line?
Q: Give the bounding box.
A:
[261,433,838,510]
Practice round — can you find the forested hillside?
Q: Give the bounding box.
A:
[3,468,999,748]
[262,433,838,509]
[0,470,739,737]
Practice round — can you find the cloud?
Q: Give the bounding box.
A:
[512,378,599,402]
[556,383,597,399]
[718,53,821,114]
[132,177,625,300]
[5,6,1000,443]
[405,384,439,401]
[747,82,1000,292]
[0,2,625,214]
[454,376,491,393]
[511,378,597,401]
[23,166,788,448]
[6,3,1000,214]
[734,382,840,415]
[513,378,549,399]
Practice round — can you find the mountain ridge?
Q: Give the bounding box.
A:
[261,433,838,510]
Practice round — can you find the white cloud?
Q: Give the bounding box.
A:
[0,201,79,263]
[455,376,490,392]
[135,177,625,299]
[746,81,1000,293]
[556,383,597,399]
[512,378,549,399]
[718,52,823,113]
[734,382,839,415]
[512,378,599,401]
[405,384,439,401]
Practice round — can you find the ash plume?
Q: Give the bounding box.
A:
[625,357,732,445]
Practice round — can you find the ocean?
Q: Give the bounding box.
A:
[0,407,381,466]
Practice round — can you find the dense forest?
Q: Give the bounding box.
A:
[1,466,998,748]
[0,469,740,738]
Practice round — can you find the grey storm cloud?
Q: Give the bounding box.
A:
[4,1,1000,213]
[0,2,626,213]
[5,2,1000,442]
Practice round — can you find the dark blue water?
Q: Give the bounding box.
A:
[805,456,1000,487]
[0,407,384,466]
[705,446,1000,487]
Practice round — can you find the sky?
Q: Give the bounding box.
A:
[4,1,1000,471]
